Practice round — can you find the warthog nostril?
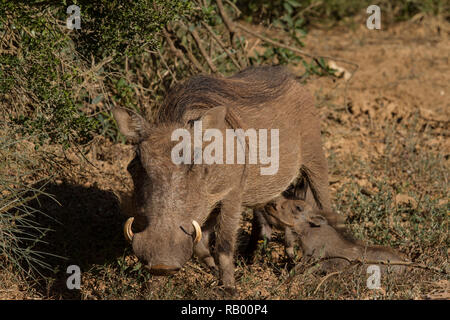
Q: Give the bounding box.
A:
[148,265,180,276]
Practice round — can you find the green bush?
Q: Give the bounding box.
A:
[0,0,334,148]
[0,0,197,147]
[0,0,199,277]
[237,0,448,25]
[68,0,194,59]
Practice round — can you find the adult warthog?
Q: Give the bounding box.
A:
[114,66,338,294]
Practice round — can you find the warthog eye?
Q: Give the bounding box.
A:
[187,117,201,128]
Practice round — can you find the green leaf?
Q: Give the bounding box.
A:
[286,0,301,8]
[283,3,293,15]
[91,94,103,105]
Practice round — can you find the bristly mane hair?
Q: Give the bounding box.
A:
[156,66,295,123]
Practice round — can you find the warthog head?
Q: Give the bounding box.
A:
[113,106,236,275]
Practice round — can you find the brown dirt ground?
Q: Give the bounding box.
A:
[299,16,449,199]
[1,16,448,300]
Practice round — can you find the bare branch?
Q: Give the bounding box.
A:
[216,0,246,68]
[155,48,178,82]
[200,21,241,69]
[162,28,189,67]
[216,0,235,34]
[235,22,315,59]
[189,27,218,73]
[224,0,241,17]
[164,27,205,72]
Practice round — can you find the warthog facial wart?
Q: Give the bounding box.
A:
[171,120,280,175]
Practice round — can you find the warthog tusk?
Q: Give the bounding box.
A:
[124,217,135,242]
[192,220,202,245]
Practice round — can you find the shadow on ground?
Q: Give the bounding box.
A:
[23,182,128,299]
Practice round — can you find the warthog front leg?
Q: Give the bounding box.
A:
[284,226,297,259]
[215,196,242,295]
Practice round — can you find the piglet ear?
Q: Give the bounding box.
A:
[307,214,328,227]
[112,107,150,143]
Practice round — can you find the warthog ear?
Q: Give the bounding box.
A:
[200,105,227,129]
[306,214,328,227]
[112,107,150,143]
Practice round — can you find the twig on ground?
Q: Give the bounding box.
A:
[287,255,447,284]
[313,271,342,295]
[186,261,213,277]
[269,254,446,299]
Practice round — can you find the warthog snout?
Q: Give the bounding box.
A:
[123,217,202,275]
